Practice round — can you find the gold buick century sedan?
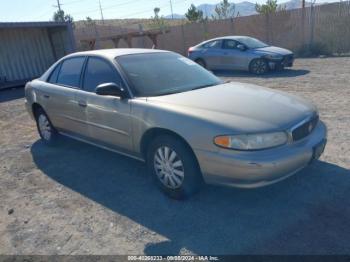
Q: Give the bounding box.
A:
[25,49,327,199]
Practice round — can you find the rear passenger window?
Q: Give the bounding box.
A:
[202,40,222,49]
[83,57,122,92]
[56,57,85,87]
[48,63,61,83]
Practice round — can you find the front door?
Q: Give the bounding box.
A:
[75,56,133,152]
[221,39,247,70]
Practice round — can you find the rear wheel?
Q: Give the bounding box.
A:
[195,58,206,69]
[249,58,269,75]
[34,108,58,145]
[147,135,203,199]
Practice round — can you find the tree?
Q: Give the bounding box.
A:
[212,0,235,20]
[84,16,96,27]
[153,7,161,19]
[255,0,285,15]
[53,9,74,23]
[185,4,204,22]
[150,7,168,30]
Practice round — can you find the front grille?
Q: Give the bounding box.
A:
[292,115,319,141]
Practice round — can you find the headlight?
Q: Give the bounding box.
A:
[214,132,288,150]
[264,54,283,60]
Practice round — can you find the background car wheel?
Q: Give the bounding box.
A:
[147,135,203,199]
[35,108,58,146]
[250,58,269,75]
[195,58,206,69]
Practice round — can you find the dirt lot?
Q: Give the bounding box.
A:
[0,57,349,255]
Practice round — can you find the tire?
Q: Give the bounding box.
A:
[249,58,269,75]
[195,58,206,69]
[147,135,203,199]
[34,107,59,146]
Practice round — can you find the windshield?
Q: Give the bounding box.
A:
[237,37,269,49]
[116,52,221,97]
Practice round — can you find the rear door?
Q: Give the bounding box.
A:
[201,40,223,69]
[75,56,133,152]
[42,56,87,134]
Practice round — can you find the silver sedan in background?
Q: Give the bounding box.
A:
[188,36,294,74]
[25,49,326,199]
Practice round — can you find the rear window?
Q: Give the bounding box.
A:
[56,57,85,87]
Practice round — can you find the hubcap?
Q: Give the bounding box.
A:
[38,114,51,140]
[154,146,185,189]
[252,60,267,74]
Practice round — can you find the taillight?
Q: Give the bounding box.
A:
[187,47,194,56]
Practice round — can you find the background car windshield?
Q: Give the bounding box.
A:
[237,37,268,49]
[116,52,221,97]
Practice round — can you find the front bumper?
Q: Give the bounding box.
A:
[195,121,327,188]
[268,54,294,69]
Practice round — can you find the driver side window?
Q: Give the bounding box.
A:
[83,57,122,92]
[223,40,238,49]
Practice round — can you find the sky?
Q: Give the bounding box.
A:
[0,0,336,22]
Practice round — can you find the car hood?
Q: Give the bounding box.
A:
[146,82,316,133]
[254,46,293,56]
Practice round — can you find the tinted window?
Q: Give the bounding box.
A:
[48,63,61,83]
[236,37,268,49]
[223,40,237,49]
[83,57,122,92]
[56,57,85,87]
[202,40,222,49]
[117,52,221,97]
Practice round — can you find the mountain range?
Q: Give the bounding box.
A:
[165,0,320,19]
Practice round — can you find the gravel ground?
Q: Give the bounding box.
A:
[0,57,349,255]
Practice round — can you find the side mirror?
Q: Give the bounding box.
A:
[237,44,246,51]
[95,82,126,98]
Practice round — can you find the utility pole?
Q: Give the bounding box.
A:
[169,0,174,19]
[54,0,62,12]
[99,0,105,24]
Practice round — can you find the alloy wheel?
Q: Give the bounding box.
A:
[252,59,268,74]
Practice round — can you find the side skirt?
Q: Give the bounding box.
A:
[59,131,145,163]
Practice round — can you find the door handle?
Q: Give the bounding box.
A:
[43,94,50,99]
[78,101,87,107]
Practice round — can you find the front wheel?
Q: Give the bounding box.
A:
[35,108,59,145]
[147,135,203,199]
[249,58,269,75]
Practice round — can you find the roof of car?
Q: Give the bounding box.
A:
[67,48,170,60]
[198,36,251,45]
